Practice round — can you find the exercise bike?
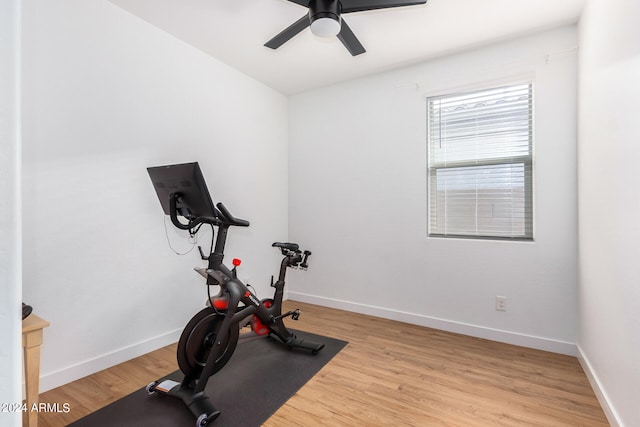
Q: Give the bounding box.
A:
[146,162,324,426]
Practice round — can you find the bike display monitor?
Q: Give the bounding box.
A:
[147,162,217,220]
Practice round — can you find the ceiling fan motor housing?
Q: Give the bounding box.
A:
[308,0,341,25]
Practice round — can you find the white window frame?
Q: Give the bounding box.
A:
[426,82,534,241]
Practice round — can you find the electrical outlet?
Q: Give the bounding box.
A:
[496,296,507,311]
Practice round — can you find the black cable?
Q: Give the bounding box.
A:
[246,283,257,297]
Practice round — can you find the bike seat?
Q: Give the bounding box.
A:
[272,242,299,251]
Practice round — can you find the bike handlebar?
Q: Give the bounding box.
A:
[169,193,249,230]
[169,193,216,230]
[216,202,250,227]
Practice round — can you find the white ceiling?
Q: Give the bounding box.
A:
[107,0,585,95]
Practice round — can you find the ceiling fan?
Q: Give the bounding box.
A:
[264,0,428,56]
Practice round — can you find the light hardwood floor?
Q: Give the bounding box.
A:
[37,301,608,426]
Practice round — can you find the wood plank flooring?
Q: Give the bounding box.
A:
[36,301,608,426]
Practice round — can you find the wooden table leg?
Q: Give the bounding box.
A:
[22,315,49,427]
[23,328,43,427]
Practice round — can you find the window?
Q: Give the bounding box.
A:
[427,83,533,240]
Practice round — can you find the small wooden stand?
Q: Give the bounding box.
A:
[22,314,50,427]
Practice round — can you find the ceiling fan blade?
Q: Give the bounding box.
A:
[264,15,311,50]
[341,0,427,14]
[286,0,312,6]
[336,19,366,56]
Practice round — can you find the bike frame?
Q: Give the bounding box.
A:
[170,193,298,394]
[153,191,323,427]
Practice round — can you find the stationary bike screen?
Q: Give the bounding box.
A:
[147,162,217,220]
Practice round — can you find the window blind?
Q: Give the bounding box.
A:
[427,83,533,240]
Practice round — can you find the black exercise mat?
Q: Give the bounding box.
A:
[67,330,347,427]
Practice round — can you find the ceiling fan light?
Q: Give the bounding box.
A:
[310,16,341,38]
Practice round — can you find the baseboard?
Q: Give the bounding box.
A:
[577,345,622,427]
[288,292,577,356]
[38,328,182,393]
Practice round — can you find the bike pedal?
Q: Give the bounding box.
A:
[292,309,300,320]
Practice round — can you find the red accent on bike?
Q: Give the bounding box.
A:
[251,299,274,336]
[251,316,270,336]
[244,291,251,298]
[212,298,229,310]
[232,258,242,267]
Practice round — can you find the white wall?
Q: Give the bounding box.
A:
[0,0,23,425]
[21,0,289,391]
[578,0,640,425]
[288,27,579,354]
